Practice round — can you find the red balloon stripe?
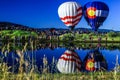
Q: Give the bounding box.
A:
[60,12,82,20]
[63,52,80,59]
[77,7,82,12]
[63,18,80,25]
[59,56,81,65]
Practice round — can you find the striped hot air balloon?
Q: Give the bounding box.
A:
[57,49,82,73]
[58,1,82,30]
[84,1,109,31]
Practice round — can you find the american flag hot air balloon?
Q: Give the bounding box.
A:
[58,1,82,30]
[57,49,82,73]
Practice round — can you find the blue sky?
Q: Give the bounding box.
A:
[0,0,120,31]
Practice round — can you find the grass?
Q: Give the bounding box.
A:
[59,32,120,42]
[0,67,120,80]
[1,30,120,43]
[0,30,38,39]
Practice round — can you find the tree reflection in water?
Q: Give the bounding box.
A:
[0,41,120,51]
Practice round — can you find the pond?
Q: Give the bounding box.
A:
[0,42,120,73]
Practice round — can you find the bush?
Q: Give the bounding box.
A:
[107,32,118,37]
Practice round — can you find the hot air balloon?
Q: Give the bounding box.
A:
[58,1,82,30]
[84,1,109,31]
[83,49,107,71]
[57,49,82,73]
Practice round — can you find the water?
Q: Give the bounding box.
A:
[0,42,120,73]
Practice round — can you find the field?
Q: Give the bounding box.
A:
[0,71,120,80]
[0,30,38,39]
[0,30,120,42]
[59,32,120,42]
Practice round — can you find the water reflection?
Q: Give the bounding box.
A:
[0,41,120,51]
[83,49,107,71]
[57,49,82,73]
[0,42,120,73]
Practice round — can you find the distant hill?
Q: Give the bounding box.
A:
[74,28,115,33]
[0,22,36,31]
[0,22,119,33]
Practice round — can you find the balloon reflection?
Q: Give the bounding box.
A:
[83,49,107,71]
[57,49,82,73]
[1,42,119,73]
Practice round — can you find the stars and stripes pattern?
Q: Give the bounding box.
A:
[58,2,82,28]
[57,50,81,73]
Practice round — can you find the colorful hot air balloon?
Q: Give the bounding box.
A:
[83,49,107,71]
[57,49,82,73]
[58,1,82,30]
[84,1,109,31]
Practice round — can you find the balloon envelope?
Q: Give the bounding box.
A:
[83,49,107,71]
[84,1,109,31]
[58,1,82,30]
[57,50,82,73]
